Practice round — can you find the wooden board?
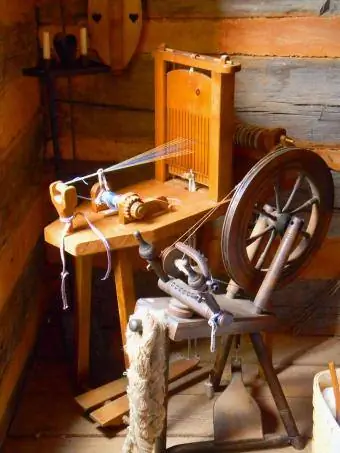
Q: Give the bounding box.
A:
[0,289,43,445]
[89,361,206,427]
[88,0,142,71]
[147,0,340,18]
[141,17,340,57]
[42,16,340,58]
[44,178,225,256]
[37,0,340,23]
[0,190,45,313]
[77,357,200,412]
[0,78,40,150]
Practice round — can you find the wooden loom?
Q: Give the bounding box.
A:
[154,45,241,202]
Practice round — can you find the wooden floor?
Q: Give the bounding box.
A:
[3,318,340,453]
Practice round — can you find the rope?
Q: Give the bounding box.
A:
[162,184,238,254]
[58,212,112,310]
[123,311,168,453]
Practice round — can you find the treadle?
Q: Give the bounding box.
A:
[75,357,201,427]
[213,358,263,442]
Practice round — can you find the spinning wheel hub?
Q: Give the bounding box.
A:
[274,212,293,236]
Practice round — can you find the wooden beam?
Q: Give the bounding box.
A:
[42,16,340,58]
[54,54,340,146]
[37,0,340,23]
[0,0,35,25]
[147,0,340,18]
[141,17,340,57]
[0,189,45,312]
[0,78,40,149]
[0,284,44,446]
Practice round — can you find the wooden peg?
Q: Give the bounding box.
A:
[49,181,77,232]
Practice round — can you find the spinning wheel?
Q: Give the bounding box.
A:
[128,146,335,453]
[222,146,334,296]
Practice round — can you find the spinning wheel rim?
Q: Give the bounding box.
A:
[221,147,334,296]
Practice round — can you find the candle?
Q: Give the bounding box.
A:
[42,31,51,60]
[80,27,88,56]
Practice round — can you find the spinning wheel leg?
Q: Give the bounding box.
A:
[155,334,171,453]
[249,333,305,450]
[210,335,234,390]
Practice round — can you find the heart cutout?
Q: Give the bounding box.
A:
[92,12,102,23]
[129,13,139,23]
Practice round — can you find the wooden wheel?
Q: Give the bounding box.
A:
[222,147,334,296]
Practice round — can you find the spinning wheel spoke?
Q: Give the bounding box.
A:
[290,196,319,215]
[300,230,311,240]
[255,229,277,270]
[274,180,281,213]
[282,173,304,213]
[246,225,274,246]
[253,206,277,222]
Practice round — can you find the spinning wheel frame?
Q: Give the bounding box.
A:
[222,147,334,296]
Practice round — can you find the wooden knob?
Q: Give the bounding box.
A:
[49,181,77,230]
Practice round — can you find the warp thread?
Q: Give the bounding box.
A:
[59,212,112,310]
[123,311,168,453]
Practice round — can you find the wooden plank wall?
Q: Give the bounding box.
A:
[38,1,340,335]
[0,0,46,440]
[38,0,340,161]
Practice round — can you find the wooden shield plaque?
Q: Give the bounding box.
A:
[88,0,142,71]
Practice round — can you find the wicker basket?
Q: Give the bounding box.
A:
[312,369,340,453]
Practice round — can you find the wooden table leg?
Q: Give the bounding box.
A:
[113,248,136,368]
[75,255,93,389]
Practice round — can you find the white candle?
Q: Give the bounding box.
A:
[80,27,88,56]
[42,31,51,60]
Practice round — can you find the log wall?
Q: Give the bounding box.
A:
[0,0,45,441]
[38,0,340,161]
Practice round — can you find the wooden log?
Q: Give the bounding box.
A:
[38,0,87,25]
[141,17,340,57]
[0,243,43,381]
[0,0,35,25]
[0,5,37,87]
[147,0,340,18]
[55,54,340,146]
[46,135,154,161]
[38,0,340,23]
[0,115,43,249]
[55,53,154,110]
[0,284,44,445]
[0,78,40,149]
[57,101,154,142]
[0,189,45,313]
[41,16,340,58]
